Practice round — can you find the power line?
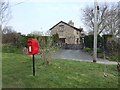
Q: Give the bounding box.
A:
[10,0,30,7]
[13,2,25,6]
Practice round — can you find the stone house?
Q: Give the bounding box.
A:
[49,20,83,44]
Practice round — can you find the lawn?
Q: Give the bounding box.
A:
[2,53,119,88]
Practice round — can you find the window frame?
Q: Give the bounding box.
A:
[59,25,64,31]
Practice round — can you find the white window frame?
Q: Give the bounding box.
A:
[59,25,64,31]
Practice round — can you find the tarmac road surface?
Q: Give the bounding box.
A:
[52,49,118,65]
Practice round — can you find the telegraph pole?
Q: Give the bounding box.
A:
[0,24,2,90]
[93,0,98,62]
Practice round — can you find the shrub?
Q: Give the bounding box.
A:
[97,48,103,53]
[83,48,92,52]
[102,34,113,50]
[52,33,59,46]
[84,35,102,48]
[109,56,120,62]
[2,44,22,54]
[84,35,93,48]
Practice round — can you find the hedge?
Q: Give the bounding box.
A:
[84,34,113,49]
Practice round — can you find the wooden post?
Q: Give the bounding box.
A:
[93,0,98,62]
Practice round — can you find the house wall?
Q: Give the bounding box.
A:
[50,22,81,44]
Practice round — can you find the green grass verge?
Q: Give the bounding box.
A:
[2,53,119,88]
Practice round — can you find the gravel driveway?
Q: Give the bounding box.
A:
[52,49,118,65]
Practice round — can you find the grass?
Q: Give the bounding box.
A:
[2,53,119,88]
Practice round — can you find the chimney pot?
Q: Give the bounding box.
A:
[68,20,74,26]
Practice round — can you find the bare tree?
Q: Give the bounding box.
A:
[0,0,10,31]
[2,26,15,34]
[30,31,44,36]
[81,3,118,35]
[2,26,17,45]
[38,36,54,65]
[44,30,51,36]
[102,4,118,35]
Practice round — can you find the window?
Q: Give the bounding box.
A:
[76,38,79,44]
[59,25,64,31]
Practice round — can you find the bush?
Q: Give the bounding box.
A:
[38,36,52,48]
[84,35,93,48]
[19,35,37,47]
[84,35,102,48]
[2,44,22,54]
[97,48,103,53]
[83,48,92,52]
[52,33,59,46]
[101,34,113,50]
[109,56,120,62]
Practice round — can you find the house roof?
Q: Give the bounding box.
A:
[49,21,83,32]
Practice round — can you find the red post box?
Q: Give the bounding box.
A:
[28,39,39,55]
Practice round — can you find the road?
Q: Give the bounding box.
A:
[52,49,118,65]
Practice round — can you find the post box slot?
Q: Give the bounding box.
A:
[28,41,32,43]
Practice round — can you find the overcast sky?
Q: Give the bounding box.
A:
[8,0,119,35]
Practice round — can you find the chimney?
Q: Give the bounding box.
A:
[68,20,74,26]
[79,26,83,31]
[18,32,21,35]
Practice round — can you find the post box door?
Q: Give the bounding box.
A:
[28,39,39,55]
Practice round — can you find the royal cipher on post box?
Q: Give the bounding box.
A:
[28,39,39,55]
